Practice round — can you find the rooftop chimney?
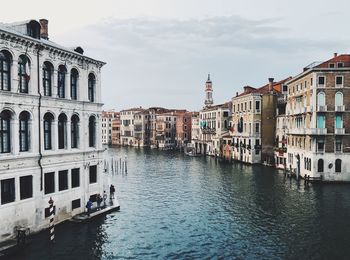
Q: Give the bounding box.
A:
[268,78,274,92]
[334,53,338,58]
[236,92,238,97]
[39,19,49,40]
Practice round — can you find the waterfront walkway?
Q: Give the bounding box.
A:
[0,198,120,258]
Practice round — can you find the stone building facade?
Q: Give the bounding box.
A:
[134,110,151,147]
[101,110,119,145]
[111,117,121,145]
[286,54,350,181]
[175,111,192,148]
[119,107,144,146]
[0,19,105,242]
[231,78,290,164]
[156,113,177,149]
[195,103,231,156]
[274,82,289,169]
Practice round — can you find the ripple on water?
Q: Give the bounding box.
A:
[8,147,350,260]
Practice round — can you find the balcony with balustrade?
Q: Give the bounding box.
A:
[304,128,327,135]
[286,128,305,135]
[335,105,345,112]
[316,105,327,112]
[334,128,345,135]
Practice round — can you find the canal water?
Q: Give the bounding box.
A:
[6,147,350,259]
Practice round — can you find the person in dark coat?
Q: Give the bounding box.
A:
[96,194,102,210]
[110,184,116,199]
[86,199,93,216]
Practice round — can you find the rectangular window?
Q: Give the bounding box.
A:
[255,122,260,134]
[318,76,325,85]
[71,168,80,188]
[338,63,344,68]
[335,138,342,152]
[1,178,15,204]
[317,138,325,152]
[282,85,288,92]
[72,199,81,210]
[20,175,33,200]
[59,170,68,191]
[255,139,260,155]
[329,63,335,68]
[44,172,55,194]
[336,76,343,85]
[89,165,97,184]
[255,101,260,112]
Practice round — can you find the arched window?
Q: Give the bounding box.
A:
[70,69,78,100]
[57,65,67,98]
[335,114,343,129]
[89,116,96,147]
[317,115,325,128]
[44,113,53,150]
[19,111,30,152]
[0,50,11,91]
[43,62,53,96]
[71,114,79,148]
[18,55,30,93]
[317,159,324,173]
[335,159,342,173]
[58,113,67,149]
[317,92,325,106]
[0,110,11,153]
[27,20,41,39]
[335,92,343,107]
[88,73,95,102]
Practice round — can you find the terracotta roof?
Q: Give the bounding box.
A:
[315,54,350,68]
[235,77,291,98]
[120,107,145,112]
[157,112,177,116]
[202,101,231,111]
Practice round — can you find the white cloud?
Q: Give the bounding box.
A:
[57,15,350,111]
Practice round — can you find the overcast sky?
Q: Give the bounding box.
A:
[3,0,350,110]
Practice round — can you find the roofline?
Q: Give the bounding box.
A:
[0,27,106,67]
[286,67,350,84]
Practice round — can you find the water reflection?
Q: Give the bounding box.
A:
[5,147,350,259]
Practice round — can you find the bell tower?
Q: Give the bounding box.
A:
[204,74,213,107]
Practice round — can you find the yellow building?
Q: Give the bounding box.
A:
[231,78,290,164]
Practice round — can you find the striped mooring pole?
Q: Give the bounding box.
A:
[48,197,55,242]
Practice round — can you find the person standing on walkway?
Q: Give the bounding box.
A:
[103,191,107,207]
[86,198,93,216]
[110,184,116,199]
[96,194,102,210]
